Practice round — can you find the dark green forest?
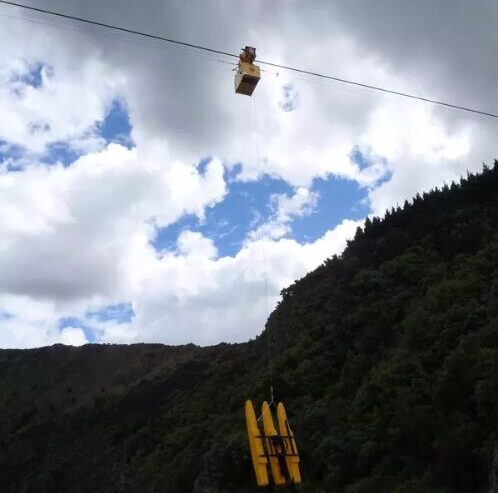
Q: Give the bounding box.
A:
[1,162,498,493]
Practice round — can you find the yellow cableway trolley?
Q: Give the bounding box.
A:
[234,46,261,96]
[245,400,302,491]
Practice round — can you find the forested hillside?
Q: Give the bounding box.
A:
[1,162,498,493]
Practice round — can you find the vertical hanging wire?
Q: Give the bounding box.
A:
[252,94,275,407]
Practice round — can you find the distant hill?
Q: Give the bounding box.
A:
[1,162,498,493]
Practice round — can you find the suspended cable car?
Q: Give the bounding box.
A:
[235,46,261,96]
[239,43,300,489]
[245,400,301,490]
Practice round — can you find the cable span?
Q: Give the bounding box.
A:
[256,59,498,119]
[252,95,274,407]
[0,0,238,59]
[1,0,497,120]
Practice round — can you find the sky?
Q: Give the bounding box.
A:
[0,0,496,348]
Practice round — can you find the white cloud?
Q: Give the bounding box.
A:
[60,326,88,346]
[0,294,59,348]
[274,187,318,223]
[0,22,125,154]
[0,216,359,347]
[127,218,361,345]
[0,143,226,302]
[361,99,476,215]
[177,230,218,259]
[251,187,319,240]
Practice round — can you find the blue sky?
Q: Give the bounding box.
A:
[153,172,368,257]
[290,176,368,243]
[1,75,134,169]
[59,303,135,343]
[97,100,134,149]
[0,309,13,321]
[153,173,293,256]
[41,99,134,166]
[13,62,46,88]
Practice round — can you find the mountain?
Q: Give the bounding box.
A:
[1,162,498,493]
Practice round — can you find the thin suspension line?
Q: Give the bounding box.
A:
[252,95,274,406]
[1,0,497,120]
[257,59,498,120]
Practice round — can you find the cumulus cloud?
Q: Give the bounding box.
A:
[0,20,124,154]
[127,219,361,345]
[60,327,88,346]
[251,187,319,240]
[0,294,60,348]
[0,216,360,347]
[0,143,226,302]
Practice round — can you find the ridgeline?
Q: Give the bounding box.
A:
[1,162,498,492]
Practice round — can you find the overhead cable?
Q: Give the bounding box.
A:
[1,0,497,120]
